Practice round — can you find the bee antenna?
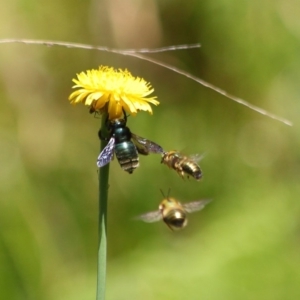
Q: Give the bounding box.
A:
[167,188,171,198]
[159,189,166,198]
[160,188,171,199]
[122,108,130,122]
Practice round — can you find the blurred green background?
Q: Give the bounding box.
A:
[0,0,299,299]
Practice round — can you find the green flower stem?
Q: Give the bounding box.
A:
[97,113,110,300]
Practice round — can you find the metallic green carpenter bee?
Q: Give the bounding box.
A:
[97,115,164,173]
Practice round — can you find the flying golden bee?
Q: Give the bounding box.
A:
[137,191,211,230]
[161,151,203,180]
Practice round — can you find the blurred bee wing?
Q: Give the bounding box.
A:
[131,133,164,155]
[189,153,205,163]
[96,137,115,167]
[183,199,212,213]
[135,210,163,223]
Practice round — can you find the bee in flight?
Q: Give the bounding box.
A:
[137,190,211,230]
[161,150,203,180]
[97,114,164,173]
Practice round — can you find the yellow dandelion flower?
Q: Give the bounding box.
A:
[68,66,159,119]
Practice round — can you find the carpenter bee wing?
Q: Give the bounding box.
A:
[135,210,163,223]
[96,137,115,167]
[131,133,164,155]
[183,199,212,214]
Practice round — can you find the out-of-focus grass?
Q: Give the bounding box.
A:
[1,1,299,299]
